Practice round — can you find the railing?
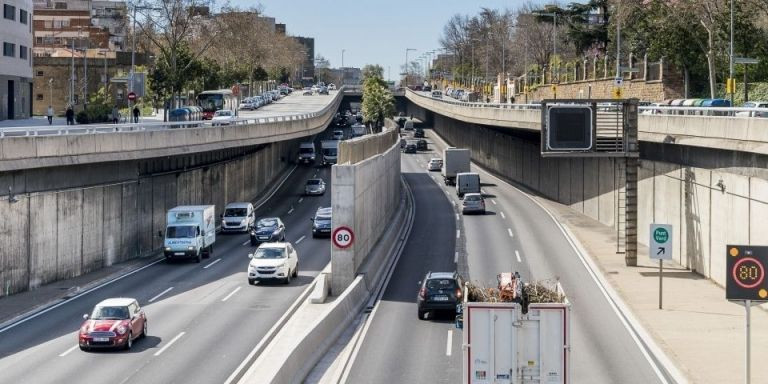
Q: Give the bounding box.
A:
[406,89,768,117]
[0,88,345,138]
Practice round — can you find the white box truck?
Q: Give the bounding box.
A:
[459,276,570,384]
[164,205,216,263]
[321,140,339,165]
[456,172,480,197]
[442,148,471,185]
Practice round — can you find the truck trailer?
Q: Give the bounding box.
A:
[442,148,471,185]
[164,205,216,263]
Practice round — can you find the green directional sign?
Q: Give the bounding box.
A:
[650,224,672,260]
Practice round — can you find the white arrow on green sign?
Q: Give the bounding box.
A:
[650,224,672,260]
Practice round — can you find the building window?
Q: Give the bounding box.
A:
[36,70,43,77]
[36,94,43,101]
[3,4,15,21]
[19,45,27,59]
[54,2,67,10]
[19,9,26,24]
[3,42,15,57]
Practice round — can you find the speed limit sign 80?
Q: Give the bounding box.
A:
[332,226,354,249]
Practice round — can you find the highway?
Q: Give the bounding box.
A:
[0,134,335,384]
[345,126,667,384]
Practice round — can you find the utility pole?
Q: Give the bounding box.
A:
[405,48,416,87]
[729,0,734,106]
[130,5,137,111]
[615,3,621,79]
[82,31,88,111]
[341,48,345,85]
[70,38,75,107]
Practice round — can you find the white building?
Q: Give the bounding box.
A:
[1,0,33,120]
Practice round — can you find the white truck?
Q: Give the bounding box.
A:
[163,205,216,263]
[458,275,570,384]
[321,140,339,165]
[442,148,471,185]
[456,172,480,197]
[351,123,366,138]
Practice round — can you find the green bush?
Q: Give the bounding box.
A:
[75,103,112,124]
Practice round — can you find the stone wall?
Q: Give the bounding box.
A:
[522,78,684,103]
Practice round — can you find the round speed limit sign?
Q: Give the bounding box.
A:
[332,226,354,249]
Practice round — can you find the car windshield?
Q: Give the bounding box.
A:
[465,195,482,201]
[307,179,321,185]
[426,279,457,291]
[91,305,129,320]
[322,148,338,156]
[299,147,314,154]
[215,110,232,117]
[167,226,196,238]
[224,208,247,217]
[257,219,278,228]
[316,216,331,223]
[253,247,286,259]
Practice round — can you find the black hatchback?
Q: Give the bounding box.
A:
[417,272,464,320]
[416,139,428,151]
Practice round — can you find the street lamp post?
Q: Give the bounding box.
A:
[729,0,734,106]
[533,11,558,76]
[405,48,416,87]
[341,49,345,85]
[130,5,160,109]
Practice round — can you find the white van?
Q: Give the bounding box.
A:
[456,172,481,198]
[221,202,255,233]
[298,142,316,164]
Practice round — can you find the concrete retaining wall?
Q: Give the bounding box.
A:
[331,130,401,294]
[0,140,298,296]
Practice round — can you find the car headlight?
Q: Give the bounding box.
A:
[241,219,247,225]
[187,246,195,251]
[165,247,171,251]
[221,219,226,226]
[116,324,127,335]
[273,230,281,235]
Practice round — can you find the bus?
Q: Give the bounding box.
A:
[197,89,237,120]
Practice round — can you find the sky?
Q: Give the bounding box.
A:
[234,0,561,82]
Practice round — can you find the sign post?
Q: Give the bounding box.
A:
[726,245,768,384]
[649,224,672,309]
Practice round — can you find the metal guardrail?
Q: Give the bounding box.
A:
[406,89,768,117]
[0,89,345,139]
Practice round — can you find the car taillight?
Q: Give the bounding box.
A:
[419,287,426,299]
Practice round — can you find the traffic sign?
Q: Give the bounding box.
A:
[332,226,354,249]
[612,87,623,99]
[649,224,672,260]
[614,77,623,86]
[727,245,768,301]
[127,92,137,101]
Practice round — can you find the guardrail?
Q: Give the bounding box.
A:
[406,89,768,117]
[0,89,345,138]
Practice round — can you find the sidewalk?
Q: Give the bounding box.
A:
[0,109,166,129]
[536,197,768,384]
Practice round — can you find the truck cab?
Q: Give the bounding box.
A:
[321,140,339,165]
[298,142,316,165]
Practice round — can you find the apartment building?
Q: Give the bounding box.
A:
[1,0,34,120]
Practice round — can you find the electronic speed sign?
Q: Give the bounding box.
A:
[726,245,768,301]
[545,104,593,151]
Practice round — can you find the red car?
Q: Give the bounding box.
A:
[79,298,147,351]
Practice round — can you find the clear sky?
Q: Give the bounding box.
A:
[234,0,562,82]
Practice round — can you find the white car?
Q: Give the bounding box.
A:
[248,242,299,285]
[221,202,254,233]
[735,101,768,117]
[211,109,237,126]
[328,83,337,91]
[427,158,443,172]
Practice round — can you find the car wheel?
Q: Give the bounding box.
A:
[79,345,89,352]
[195,252,201,263]
[284,270,292,285]
[250,238,257,246]
[418,309,427,320]
[248,279,256,285]
[281,234,286,242]
[141,321,147,339]
[125,332,132,350]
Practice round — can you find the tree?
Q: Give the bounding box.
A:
[361,64,395,132]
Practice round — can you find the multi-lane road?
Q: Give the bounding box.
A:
[0,134,334,384]
[345,127,669,383]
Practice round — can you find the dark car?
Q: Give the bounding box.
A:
[417,272,464,320]
[413,129,425,138]
[250,217,286,246]
[311,207,332,238]
[416,139,428,151]
[403,143,417,153]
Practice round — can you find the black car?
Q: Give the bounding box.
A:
[417,272,464,320]
[413,129,425,138]
[311,207,332,238]
[250,217,286,246]
[403,143,417,153]
[416,139,428,151]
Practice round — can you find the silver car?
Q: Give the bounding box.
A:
[461,193,486,215]
[304,178,326,196]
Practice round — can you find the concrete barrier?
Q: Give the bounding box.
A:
[331,129,401,294]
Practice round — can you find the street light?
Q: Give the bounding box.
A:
[405,48,416,87]
[130,5,161,109]
[533,11,558,67]
[341,49,345,85]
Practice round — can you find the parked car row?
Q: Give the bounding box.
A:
[238,89,286,111]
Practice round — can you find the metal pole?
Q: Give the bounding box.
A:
[616,4,621,79]
[554,13,557,62]
[130,6,137,111]
[83,34,87,110]
[746,300,751,384]
[730,0,734,106]
[658,259,663,309]
[70,38,75,106]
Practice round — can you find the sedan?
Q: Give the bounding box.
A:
[211,109,237,126]
[403,143,417,153]
[416,139,428,151]
[79,298,146,351]
[250,217,286,246]
[427,158,442,172]
[304,178,326,195]
[461,193,486,215]
[248,242,299,285]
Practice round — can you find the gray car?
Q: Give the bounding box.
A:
[304,178,326,195]
[461,193,486,214]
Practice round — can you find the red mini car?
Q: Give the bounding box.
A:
[79,298,147,351]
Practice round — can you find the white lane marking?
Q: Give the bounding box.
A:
[149,287,173,303]
[59,345,78,357]
[456,229,460,239]
[298,197,304,203]
[154,332,185,357]
[481,188,486,194]
[445,190,450,197]
[454,251,459,263]
[222,286,241,302]
[446,330,453,356]
[296,235,306,244]
[242,240,250,246]
[491,199,497,205]
[515,250,522,263]
[500,211,506,219]
[203,258,222,269]
[455,213,459,221]
[507,228,514,238]
[431,176,436,181]
[287,207,294,215]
